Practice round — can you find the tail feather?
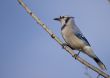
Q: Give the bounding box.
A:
[93,57,106,70]
[83,46,106,70]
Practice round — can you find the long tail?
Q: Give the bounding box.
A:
[83,46,106,70]
[93,57,106,70]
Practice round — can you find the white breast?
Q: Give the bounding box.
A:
[61,25,85,50]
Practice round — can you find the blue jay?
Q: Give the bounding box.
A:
[54,16,106,70]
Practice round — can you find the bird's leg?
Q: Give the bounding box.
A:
[74,50,81,59]
[62,43,74,50]
[62,43,81,59]
[62,43,68,49]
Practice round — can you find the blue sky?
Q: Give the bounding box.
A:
[0,0,110,78]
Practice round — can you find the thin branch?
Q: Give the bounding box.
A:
[18,0,110,78]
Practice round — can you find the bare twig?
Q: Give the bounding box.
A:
[18,0,110,78]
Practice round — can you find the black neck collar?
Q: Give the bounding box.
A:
[61,17,70,30]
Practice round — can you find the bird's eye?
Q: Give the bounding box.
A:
[60,16,65,19]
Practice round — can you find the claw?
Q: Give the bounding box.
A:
[62,43,68,49]
[74,54,78,59]
[74,51,80,59]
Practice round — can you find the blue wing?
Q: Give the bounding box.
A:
[75,33,91,46]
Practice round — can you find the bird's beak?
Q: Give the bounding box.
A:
[53,18,60,21]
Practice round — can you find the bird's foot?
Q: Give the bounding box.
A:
[74,51,80,59]
[62,43,68,49]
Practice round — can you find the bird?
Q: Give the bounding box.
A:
[54,15,106,70]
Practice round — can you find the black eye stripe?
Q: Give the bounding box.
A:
[62,16,64,18]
